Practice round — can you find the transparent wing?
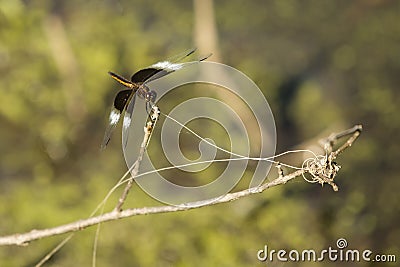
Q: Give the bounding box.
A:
[101,107,121,150]
[130,48,199,85]
[144,49,212,84]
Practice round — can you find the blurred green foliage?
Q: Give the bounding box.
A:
[0,0,399,266]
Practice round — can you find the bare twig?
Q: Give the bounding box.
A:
[35,234,73,267]
[0,170,304,246]
[114,105,160,212]
[113,131,146,212]
[0,125,362,246]
[328,124,362,158]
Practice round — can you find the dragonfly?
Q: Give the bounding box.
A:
[101,48,210,149]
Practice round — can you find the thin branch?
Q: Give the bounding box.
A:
[0,170,304,247]
[113,129,147,212]
[329,124,362,158]
[0,125,362,246]
[114,105,160,212]
[35,234,73,267]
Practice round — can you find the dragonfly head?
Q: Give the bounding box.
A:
[146,90,157,103]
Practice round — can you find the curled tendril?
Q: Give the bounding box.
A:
[301,153,341,191]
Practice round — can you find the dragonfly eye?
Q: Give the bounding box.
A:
[147,91,157,103]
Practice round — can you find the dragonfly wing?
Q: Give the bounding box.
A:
[144,62,184,83]
[164,48,196,63]
[131,68,164,83]
[101,107,121,149]
[122,93,137,149]
[143,49,197,82]
[101,89,133,149]
[130,48,197,85]
[143,49,212,84]
[114,89,133,112]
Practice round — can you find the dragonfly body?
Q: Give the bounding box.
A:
[101,71,157,149]
[101,48,211,149]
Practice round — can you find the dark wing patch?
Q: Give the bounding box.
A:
[114,89,133,112]
[131,68,164,83]
[144,68,171,83]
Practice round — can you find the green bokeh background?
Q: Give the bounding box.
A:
[0,0,399,266]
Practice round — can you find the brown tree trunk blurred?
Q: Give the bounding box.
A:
[193,0,221,62]
[43,15,87,123]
